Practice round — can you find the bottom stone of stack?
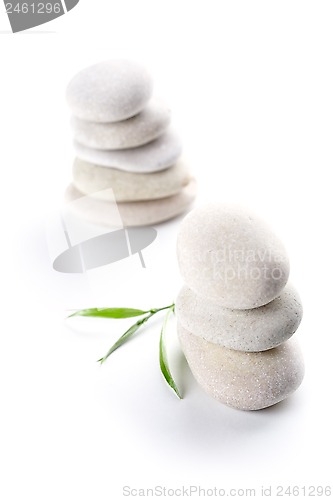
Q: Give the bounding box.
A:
[64,179,196,227]
[178,324,304,411]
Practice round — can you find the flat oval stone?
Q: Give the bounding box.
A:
[178,324,305,411]
[177,204,290,309]
[72,158,192,202]
[64,179,197,227]
[71,99,171,150]
[176,284,303,352]
[66,60,153,123]
[74,129,182,173]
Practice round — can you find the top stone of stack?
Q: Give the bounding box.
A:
[177,204,290,310]
[66,59,153,123]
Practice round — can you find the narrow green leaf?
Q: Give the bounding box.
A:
[159,307,182,399]
[97,313,153,364]
[68,307,148,319]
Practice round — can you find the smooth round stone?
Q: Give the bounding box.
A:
[176,284,303,352]
[72,158,191,202]
[178,324,305,411]
[177,204,290,309]
[74,129,182,173]
[64,179,197,227]
[66,59,153,122]
[71,99,171,150]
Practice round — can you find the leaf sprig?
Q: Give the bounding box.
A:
[68,303,181,398]
[159,305,181,399]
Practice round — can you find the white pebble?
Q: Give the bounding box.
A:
[72,158,191,202]
[177,204,290,309]
[74,129,182,173]
[66,59,153,122]
[71,99,171,150]
[65,180,197,227]
[176,284,303,352]
[178,324,305,411]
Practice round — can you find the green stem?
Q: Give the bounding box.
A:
[97,303,175,365]
[149,304,175,314]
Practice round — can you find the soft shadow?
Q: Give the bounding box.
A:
[104,351,306,461]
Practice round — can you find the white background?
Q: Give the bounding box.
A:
[1,1,332,499]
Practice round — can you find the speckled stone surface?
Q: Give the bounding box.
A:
[72,158,192,202]
[177,204,290,309]
[71,99,171,150]
[176,284,303,352]
[66,60,153,122]
[74,129,182,173]
[64,179,197,227]
[178,324,305,411]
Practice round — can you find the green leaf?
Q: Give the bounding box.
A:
[71,302,182,398]
[159,307,182,399]
[97,313,153,364]
[68,307,148,319]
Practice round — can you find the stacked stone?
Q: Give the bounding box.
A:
[65,60,196,227]
[176,204,304,411]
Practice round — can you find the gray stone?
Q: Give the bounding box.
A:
[72,158,192,202]
[178,324,305,411]
[71,99,171,150]
[74,129,182,173]
[177,204,290,309]
[66,59,153,122]
[64,179,197,227]
[176,284,303,352]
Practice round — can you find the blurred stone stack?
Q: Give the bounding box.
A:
[65,60,196,227]
[176,204,305,411]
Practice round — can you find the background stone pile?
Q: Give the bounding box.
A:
[65,60,196,227]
